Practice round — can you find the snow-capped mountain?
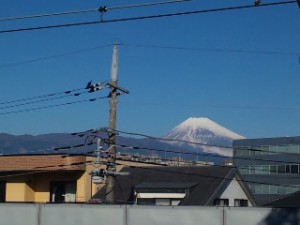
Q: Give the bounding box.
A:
[163,117,245,157]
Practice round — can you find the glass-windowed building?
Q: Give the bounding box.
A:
[233,136,300,205]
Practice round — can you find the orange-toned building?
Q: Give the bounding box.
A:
[0,154,158,203]
[0,154,98,203]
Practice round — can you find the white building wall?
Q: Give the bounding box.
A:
[219,177,253,206]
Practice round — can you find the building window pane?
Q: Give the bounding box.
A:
[214,198,229,206]
[262,165,269,175]
[278,186,286,194]
[239,166,250,175]
[262,185,269,194]
[277,145,289,154]
[270,165,277,174]
[255,185,263,194]
[137,198,155,205]
[286,165,291,174]
[234,199,248,207]
[270,145,278,154]
[278,165,285,174]
[50,181,76,203]
[270,185,278,194]
[0,182,5,202]
[289,145,299,154]
[291,165,299,174]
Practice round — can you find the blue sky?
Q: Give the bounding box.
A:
[0,0,300,138]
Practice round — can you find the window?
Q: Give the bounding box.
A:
[270,165,277,175]
[50,181,76,203]
[255,146,269,155]
[137,198,155,205]
[0,182,5,202]
[286,165,291,173]
[137,198,181,206]
[278,165,285,174]
[214,198,229,206]
[234,199,248,207]
[291,165,299,174]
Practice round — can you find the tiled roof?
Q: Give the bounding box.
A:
[93,166,246,205]
[264,191,300,207]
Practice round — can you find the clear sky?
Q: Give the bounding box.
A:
[0,0,300,139]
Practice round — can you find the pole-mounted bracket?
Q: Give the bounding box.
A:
[107,82,129,94]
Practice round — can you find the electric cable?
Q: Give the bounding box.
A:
[0,44,111,70]
[0,0,191,23]
[0,95,109,116]
[0,1,296,34]
[0,9,99,23]
[0,160,95,179]
[112,129,300,156]
[106,0,192,11]
[114,143,300,165]
[115,161,300,191]
[0,89,103,111]
[0,80,104,106]
[123,43,300,57]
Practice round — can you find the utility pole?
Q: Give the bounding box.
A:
[105,44,119,204]
[105,44,129,203]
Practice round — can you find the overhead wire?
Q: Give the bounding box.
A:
[0,83,91,106]
[0,89,99,110]
[0,134,97,156]
[114,143,300,165]
[0,0,191,23]
[122,43,300,57]
[112,129,300,156]
[0,9,99,23]
[74,128,300,157]
[115,161,300,193]
[0,1,296,34]
[106,0,192,11]
[0,44,111,70]
[0,80,106,106]
[0,95,109,116]
[0,136,299,190]
[0,160,95,179]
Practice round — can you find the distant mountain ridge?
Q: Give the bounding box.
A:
[0,117,244,164]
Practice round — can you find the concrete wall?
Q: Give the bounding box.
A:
[0,204,298,225]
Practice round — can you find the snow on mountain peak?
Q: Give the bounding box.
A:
[173,117,244,140]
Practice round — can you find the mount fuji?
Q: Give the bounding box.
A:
[162,117,245,157]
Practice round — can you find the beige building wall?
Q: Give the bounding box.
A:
[4,156,160,203]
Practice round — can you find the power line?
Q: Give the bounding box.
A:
[114,143,300,167]
[107,0,192,11]
[113,129,233,149]
[0,95,108,116]
[0,0,191,23]
[0,160,95,179]
[0,44,111,70]
[120,100,300,112]
[115,162,300,193]
[0,9,99,23]
[0,1,296,34]
[0,89,96,110]
[0,80,104,106]
[75,128,300,156]
[0,135,97,156]
[123,43,300,57]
